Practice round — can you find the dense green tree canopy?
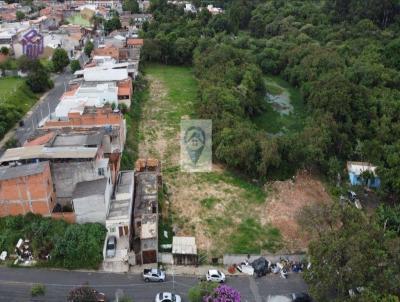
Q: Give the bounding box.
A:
[52,48,70,72]
[141,0,400,200]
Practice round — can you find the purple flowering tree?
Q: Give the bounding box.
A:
[203,284,241,302]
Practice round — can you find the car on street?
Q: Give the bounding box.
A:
[106,236,117,258]
[155,292,181,302]
[206,269,226,283]
[291,292,313,302]
[143,268,166,282]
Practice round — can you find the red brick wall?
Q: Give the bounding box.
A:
[0,163,55,217]
[44,109,123,128]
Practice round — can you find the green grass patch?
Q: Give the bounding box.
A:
[200,197,219,209]
[253,75,307,135]
[198,171,266,204]
[144,64,197,125]
[0,77,38,111]
[228,218,282,254]
[67,14,91,27]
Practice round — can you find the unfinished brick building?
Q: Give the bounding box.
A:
[0,161,56,217]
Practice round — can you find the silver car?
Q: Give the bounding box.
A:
[106,236,117,258]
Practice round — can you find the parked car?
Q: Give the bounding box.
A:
[155,292,181,302]
[143,268,166,282]
[206,269,226,283]
[106,236,117,258]
[252,257,271,277]
[291,292,313,302]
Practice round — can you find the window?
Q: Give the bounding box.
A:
[98,168,105,176]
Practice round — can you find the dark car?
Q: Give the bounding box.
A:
[291,292,313,302]
[251,257,270,277]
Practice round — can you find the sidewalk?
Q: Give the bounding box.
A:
[129,264,230,277]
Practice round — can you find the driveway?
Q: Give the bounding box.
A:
[0,267,307,302]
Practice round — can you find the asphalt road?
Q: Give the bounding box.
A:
[14,71,73,145]
[0,267,308,302]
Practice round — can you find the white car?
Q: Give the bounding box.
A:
[155,292,181,302]
[206,269,226,283]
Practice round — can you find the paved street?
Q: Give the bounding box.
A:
[14,71,73,145]
[0,267,307,302]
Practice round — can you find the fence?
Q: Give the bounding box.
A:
[223,253,307,265]
[158,252,173,264]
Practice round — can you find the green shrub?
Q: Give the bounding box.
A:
[31,284,45,296]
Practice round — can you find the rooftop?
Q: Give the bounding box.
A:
[0,161,48,181]
[107,171,134,221]
[172,236,197,255]
[51,132,104,147]
[0,146,98,163]
[73,177,108,199]
[347,161,377,176]
[140,214,157,239]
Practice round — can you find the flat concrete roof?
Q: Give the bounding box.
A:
[51,132,104,147]
[73,177,108,199]
[0,161,48,181]
[140,214,157,239]
[0,146,98,163]
[107,171,134,221]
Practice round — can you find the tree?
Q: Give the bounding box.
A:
[84,40,94,57]
[104,16,121,33]
[26,60,52,93]
[204,285,241,302]
[0,47,9,55]
[122,0,139,13]
[16,11,25,21]
[304,205,400,301]
[52,48,70,72]
[70,59,81,73]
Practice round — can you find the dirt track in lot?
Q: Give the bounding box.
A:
[262,171,332,251]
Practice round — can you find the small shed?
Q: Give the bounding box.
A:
[172,236,198,265]
[347,161,381,188]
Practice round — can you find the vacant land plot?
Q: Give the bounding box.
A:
[0,77,38,112]
[67,14,91,27]
[140,65,330,256]
[253,75,307,135]
[140,65,281,255]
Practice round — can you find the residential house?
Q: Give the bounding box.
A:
[103,171,135,272]
[133,159,161,265]
[0,161,56,217]
[0,139,111,205]
[347,161,381,188]
[54,81,121,118]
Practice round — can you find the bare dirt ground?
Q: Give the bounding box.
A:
[262,171,332,252]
